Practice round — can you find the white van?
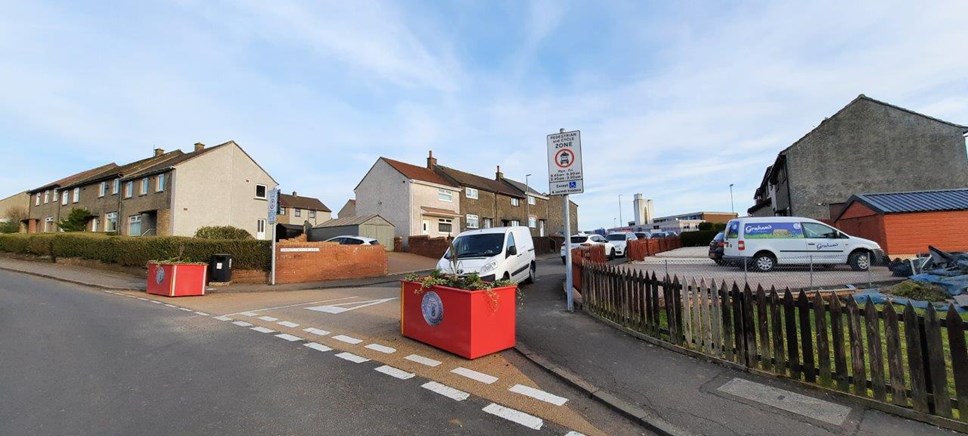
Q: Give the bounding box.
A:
[722,217,884,272]
[436,226,536,284]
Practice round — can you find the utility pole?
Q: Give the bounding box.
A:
[618,193,623,227]
[525,173,531,234]
[729,183,735,214]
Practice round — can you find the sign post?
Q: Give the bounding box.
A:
[267,188,280,286]
[547,128,583,312]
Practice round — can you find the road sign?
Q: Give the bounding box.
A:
[267,188,279,224]
[547,130,583,195]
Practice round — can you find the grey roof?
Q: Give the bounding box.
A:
[842,188,968,216]
[314,214,391,228]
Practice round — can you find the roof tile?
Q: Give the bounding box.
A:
[381,158,457,187]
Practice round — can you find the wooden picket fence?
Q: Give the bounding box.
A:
[579,262,968,427]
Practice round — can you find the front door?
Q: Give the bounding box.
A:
[539,220,545,237]
[421,220,429,235]
[256,219,266,240]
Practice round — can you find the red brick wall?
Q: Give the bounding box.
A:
[275,241,387,284]
[408,235,452,259]
[882,211,968,256]
[233,269,269,284]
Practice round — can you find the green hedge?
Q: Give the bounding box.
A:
[0,233,270,270]
[679,230,719,247]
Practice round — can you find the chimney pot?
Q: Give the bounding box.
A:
[495,165,503,180]
[292,191,297,196]
[194,142,205,152]
[154,148,164,157]
[426,150,437,169]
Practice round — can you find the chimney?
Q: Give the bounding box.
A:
[495,165,503,180]
[153,148,164,157]
[292,191,297,197]
[194,142,205,152]
[426,150,437,169]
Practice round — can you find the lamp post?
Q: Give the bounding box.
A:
[618,194,623,228]
[729,184,735,214]
[525,174,532,234]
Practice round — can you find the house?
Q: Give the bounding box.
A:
[833,188,968,257]
[26,140,279,239]
[337,199,356,219]
[748,95,968,219]
[0,191,30,232]
[277,192,331,226]
[433,163,526,233]
[501,177,578,237]
[308,214,395,249]
[25,162,119,233]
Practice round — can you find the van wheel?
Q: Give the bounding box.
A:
[849,251,870,271]
[752,253,776,272]
[524,263,536,284]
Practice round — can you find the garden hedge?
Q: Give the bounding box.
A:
[0,233,270,271]
[678,230,719,247]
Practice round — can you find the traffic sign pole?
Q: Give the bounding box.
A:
[268,188,280,286]
[564,192,573,312]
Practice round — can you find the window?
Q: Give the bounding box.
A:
[44,216,54,232]
[309,210,316,219]
[506,232,517,254]
[255,184,267,199]
[279,207,286,215]
[124,181,133,198]
[511,198,520,207]
[438,218,453,234]
[511,219,520,227]
[156,174,165,192]
[99,182,106,197]
[466,214,479,229]
[128,215,142,236]
[61,193,69,206]
[73,187,80,203]
[105,212,118,232]
[140,178,148,195]
[34,194,40,206]
[528,195,535,205]
[295,208,302,217]
[52,190,58,202]
[112,179,120,194]
[43,190,49,204]
[482,218,492,229]
[528,216,536,228]
[802,222,838,239]
[465,188,478,199]
[438,189,452,202]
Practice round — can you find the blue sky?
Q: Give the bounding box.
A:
[2,0,967,229]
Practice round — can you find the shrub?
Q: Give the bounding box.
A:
[194,226,253,240]
[679,230,719,247]
[0,221,19,233]
[57,208,92,232]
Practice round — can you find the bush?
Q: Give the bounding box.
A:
[195,226,253,240]
[0,221,19,233]
[0,233,270,270]
[697,222,727,232]
[679,230,719,247]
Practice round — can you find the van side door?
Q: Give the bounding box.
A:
[802,222,847,264]
[505,232,526,281]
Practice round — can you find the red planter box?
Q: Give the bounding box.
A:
[400,281,516,359]
[147,263,207,297]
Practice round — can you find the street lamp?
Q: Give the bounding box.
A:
[525,174,532,233]
[618,194,623,228]
[729,184,735,214]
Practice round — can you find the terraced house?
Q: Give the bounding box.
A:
[25,141,278,239]
[276,192,332,226]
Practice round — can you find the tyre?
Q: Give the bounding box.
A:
[713,259,725,266]
[561,256,566,265]
[752,252,776,272]
[608,248,615,261]
[849,251,870,271]
[503,272,511,282]
[524,263,536,284]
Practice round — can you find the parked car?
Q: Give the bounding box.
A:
[722,217,884,272]
[325,235,380,245]
[634,232,651,240]
[651,231,676,239]
[606,232,638,257]
[708,231,726,265]
[436,226,535,284]
[560,233,617,263]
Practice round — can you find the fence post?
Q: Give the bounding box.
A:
[743,257,748,288]
[665,259,669,278]
[809,255,814,290]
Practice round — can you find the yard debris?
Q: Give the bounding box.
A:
[864,246,968,310]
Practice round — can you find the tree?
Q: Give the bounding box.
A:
[0,206,28,233]
[57,208,92,232]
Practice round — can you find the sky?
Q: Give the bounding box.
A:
[1,0,967,230]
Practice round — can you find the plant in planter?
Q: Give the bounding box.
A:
[146,251,208,297]
[400,243,519,359]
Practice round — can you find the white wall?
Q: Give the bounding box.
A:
[355,159,411,239]
[410,182,461,237]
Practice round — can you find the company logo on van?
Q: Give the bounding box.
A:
[744,222,804,239]
[816,242,839,250]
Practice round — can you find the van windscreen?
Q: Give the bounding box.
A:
[447,234,505,259]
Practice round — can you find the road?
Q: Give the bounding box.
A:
[0,268,642,435]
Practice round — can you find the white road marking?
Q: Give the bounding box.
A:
[277,321,299,328]
[564,432,585,436]
[179,307,193,312]
[275,333,303,342]
[717,378,851,426]
[138,297,149,301]
[482,403,543,430]
[251,327,275,334]
[405,354,441,367]
[451,367,498,384]
[239,312,259,316]
[150,300,163,304]
[164,304,177,308]
[213,315,233,321]
[332,335,362,345]
[335,352,369,363]
[258,316,278,322]
[365,344,396,354]
[304,342,332,352]
[306,298,397,314]
[509,384,569,406]
[232,321,253,327]
[375,365,414,380]
[223,296,358,316]
[421,382,469,401]
[194,311,209,316]
[303,328,330,336]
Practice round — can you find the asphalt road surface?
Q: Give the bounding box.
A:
[0,270,588,435]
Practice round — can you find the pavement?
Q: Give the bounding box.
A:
[1,255,961,435]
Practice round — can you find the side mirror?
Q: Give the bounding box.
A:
[507,246,517,257]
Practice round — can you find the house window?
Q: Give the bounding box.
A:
[112,179,120,194]
[156,174,165,192]
[438,189,452,202]
[528,195,536,205]
[466,214,479,229]
[438,218,453,234]
[124,181,133,198]
[309,210,316,219]
[528,216,536,228]
[140,178,148,195]
[43,190,49,204]
[255,184,267,199]
[129,215,142,236]
[511,198,520,206]
[105,212,118,232]
[465,188,478,199]
[99,182,106,197]
[279,207,286,215]
[52,190,58,202]
[511,219,520,227]
[483,218,492,229]
[73,187,80,203]
[61,193,69,206]
[35,194,40,206]
[295,208,302,217]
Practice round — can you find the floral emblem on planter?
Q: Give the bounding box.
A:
[155,266,166,285]
[421,291,444,326]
